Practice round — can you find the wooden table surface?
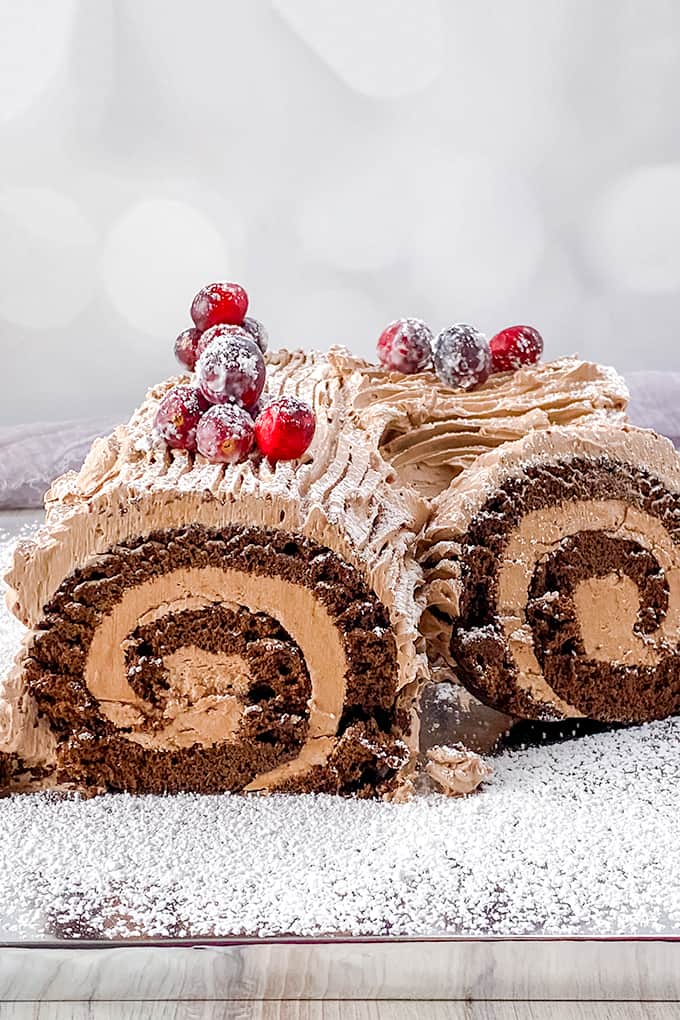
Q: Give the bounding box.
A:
[0,1005,677,1019]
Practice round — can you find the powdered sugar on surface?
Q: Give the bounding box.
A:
[1,719,679,940]
[1,526,680,941]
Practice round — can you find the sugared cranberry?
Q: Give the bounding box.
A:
[254,397,316,462]
[377,318,433,374]
[248,393,270,420]
[490,325,544,373]
[242,316,269,354]
[174,327,203,372]
[195,323,253,362]
[196,404,255,464]
[153,385,207,451]
[190,281,248,332]
[196,333,266,409]
[433,324,491,390]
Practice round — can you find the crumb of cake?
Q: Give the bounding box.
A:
[425,744,493,796]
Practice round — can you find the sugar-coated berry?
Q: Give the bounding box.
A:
[489,325,544,373]
[377,318,433,374]
[195,323,253,362]
[248,393,270,420]
[196,333,266,409]
[174,328,203,372]
[190,281,248,332]
[196,404,255,464]
[254,396,316,462]
[242,316,269,354]
[153,385,207,451]
[433,324,491,390]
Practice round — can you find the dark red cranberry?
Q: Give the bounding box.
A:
[153,385,207,451]
[196,404,255,464]
[195,323,253,362]
[490,325,544,373]
[377,318,433,374]
[433,324,491,390]
[196,332,266,409]
[174,328,203,372]
[242,316,269,354]
[190,281,248,332]
[254,397,316,462]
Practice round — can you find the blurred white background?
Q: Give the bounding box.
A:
[1,0,679,426]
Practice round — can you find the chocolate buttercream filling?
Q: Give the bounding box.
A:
[25,524,402,795]
[451,457,680,722]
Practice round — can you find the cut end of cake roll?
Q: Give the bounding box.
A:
[20,523,408,796]
[2,349,428,797]
[426,423,680,724]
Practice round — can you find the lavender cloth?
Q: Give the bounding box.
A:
[0,372,677,509]
[0,417,119,509]
[626,372,680,448]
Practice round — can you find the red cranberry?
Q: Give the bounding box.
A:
[196,404,255,464]
[174,328,203,372]
[248,393,270,419]
[196,333,266,409]
[254,397,316,462]
[195,323,253,362]
[377,318,433,374]
[433,324,491,390]
[490,325,544,373]
[242,316,269,354]
[190,281,248,332]
[153,385,207,451]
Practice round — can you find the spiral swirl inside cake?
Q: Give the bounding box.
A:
[451,455,680,722]
[24,525,404,794]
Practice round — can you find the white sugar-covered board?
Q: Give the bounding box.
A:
[1,718,679,940]
[2,513,680,1003]
[0,514,680,941]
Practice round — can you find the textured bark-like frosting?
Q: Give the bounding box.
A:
[3,349,428,774]
[349,354,628,497]
[1,347,634,782]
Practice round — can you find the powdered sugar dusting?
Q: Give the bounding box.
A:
[1,718,679,940]
[1,513,679,941]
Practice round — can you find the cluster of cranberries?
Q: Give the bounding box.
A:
[154,282,316,464]
[376,319,544,390]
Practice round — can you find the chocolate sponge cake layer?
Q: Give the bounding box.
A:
[451,456,680,722]
[24,524,403,796]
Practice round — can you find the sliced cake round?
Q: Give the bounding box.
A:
[2,350,427,795]
[425,424,680,722]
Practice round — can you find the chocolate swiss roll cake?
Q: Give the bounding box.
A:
[2,321,676,798]
[425,423,680,724]
[2,349,427,796]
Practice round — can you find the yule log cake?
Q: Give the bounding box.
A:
[1,284,679,799]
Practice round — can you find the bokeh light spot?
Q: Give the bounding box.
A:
[0,187,96,329]
[100,199,232,339]
[586,164,680,294]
